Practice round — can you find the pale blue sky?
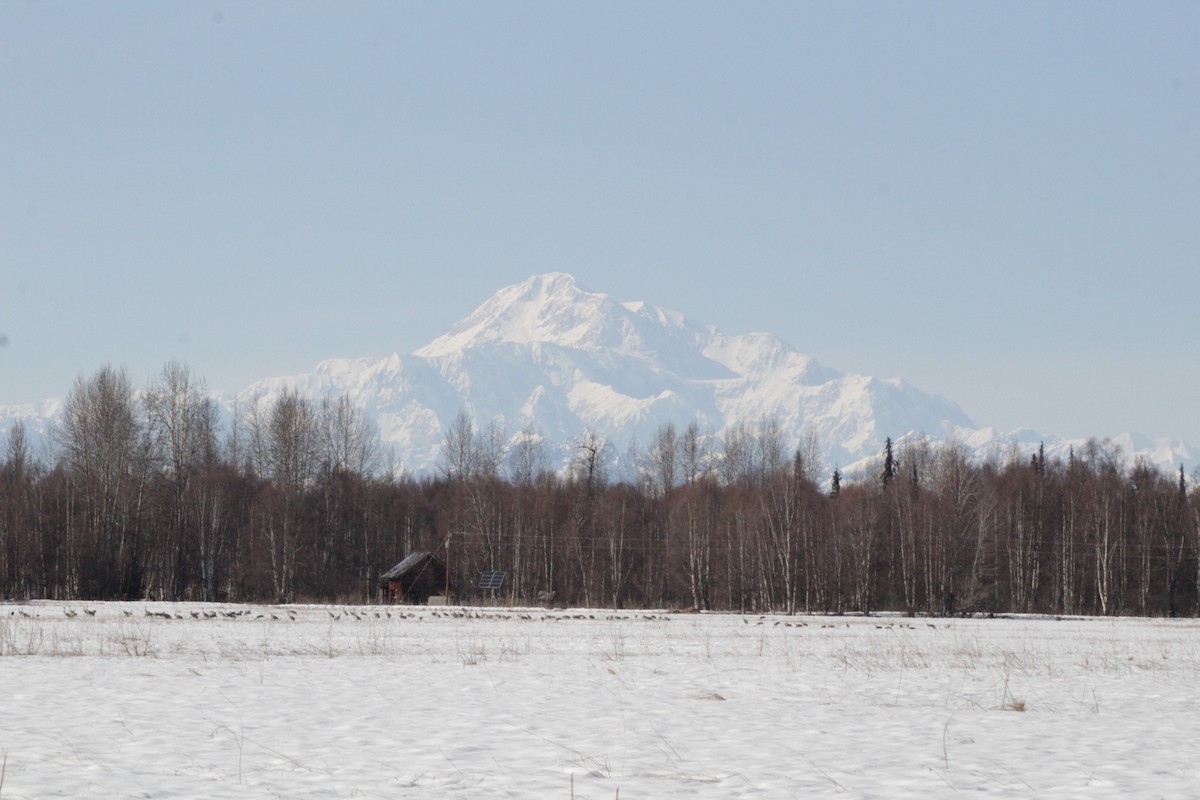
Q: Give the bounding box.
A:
[2,2,1198,444]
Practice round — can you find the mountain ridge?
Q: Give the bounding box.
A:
[0,273,1194,479]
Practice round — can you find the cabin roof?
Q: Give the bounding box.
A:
[380,551,442,584]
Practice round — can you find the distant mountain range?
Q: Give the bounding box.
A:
[1,272,1194,479]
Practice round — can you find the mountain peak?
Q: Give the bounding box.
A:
[415,273,620,358]
[2,272,1194,480]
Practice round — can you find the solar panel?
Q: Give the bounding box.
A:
[477,570,506,590]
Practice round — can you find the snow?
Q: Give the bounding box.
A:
[415,272,610,358]
[1,272,1196,478]
[3,603,1199,798]
[225,273,997,475]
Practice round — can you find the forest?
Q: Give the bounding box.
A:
[2,362,1198,617]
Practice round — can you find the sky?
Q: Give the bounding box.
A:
[2,2,1198,444]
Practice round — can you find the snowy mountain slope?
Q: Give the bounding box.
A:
[0,399,62,460]
[235,274,983,475]
[2,273,1195,479]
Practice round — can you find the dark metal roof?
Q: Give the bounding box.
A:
[380,551,442,583]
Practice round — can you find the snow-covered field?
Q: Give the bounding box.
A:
[2,603,1198,798]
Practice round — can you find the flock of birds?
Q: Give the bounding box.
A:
[6,605,696,626]
[6,605,669,622]
[7,605,946,629]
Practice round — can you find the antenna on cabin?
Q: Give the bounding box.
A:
[444,534,451,604]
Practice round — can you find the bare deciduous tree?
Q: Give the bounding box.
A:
[56,365,149,598]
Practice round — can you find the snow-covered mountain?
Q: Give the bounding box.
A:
[1,273,1194,479]
[231,273,972,474]
[0,399,63,459]
[232,273,1193,478]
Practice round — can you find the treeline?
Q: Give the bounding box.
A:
[2,363,1198,617]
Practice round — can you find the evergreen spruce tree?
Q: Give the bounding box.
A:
[881,437,897,487]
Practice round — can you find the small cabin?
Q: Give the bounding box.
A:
[378,552,447,604]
